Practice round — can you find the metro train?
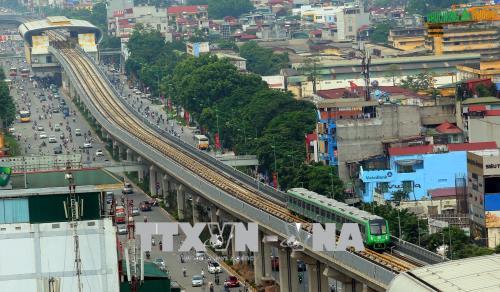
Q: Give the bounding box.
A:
[286,188,391,250]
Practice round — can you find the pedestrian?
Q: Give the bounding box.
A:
[183,267,187,277]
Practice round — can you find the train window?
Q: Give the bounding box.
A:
[369,220,387,235]
[320,208,325,217]
[315,206,320,214]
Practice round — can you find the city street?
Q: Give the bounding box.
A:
[113,186,243,292]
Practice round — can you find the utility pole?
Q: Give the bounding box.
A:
[65,163,82,292]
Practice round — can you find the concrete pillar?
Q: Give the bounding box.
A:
[262,241,272,278]
[324,267,352,292]
[209,206,218,223]
[149,165,156,196]
[192,194,200,223]
[304,260,329,292]
[126,148,132,161]
[278,248,290,292]
[137,156,144,182]
[161,174,169,199]
[176,185,185,220]
[254,231,264,285]
[118,145,124,160]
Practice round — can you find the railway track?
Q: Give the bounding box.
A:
[59,47,418,274]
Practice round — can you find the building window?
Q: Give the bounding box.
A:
[402,181,413,192]
[398,164,414,173]
[376,182,389,193]
[348,26,353,32]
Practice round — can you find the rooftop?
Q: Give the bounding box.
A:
[388,142,497,156]
[462,96,500,105]
[435,122,463,134]
[0,219,119,292]
[166,5,208,15]
[388,254,500,292]
[428,187,457,199]
[18,17,102,43]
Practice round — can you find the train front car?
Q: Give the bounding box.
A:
[365,218,390,250]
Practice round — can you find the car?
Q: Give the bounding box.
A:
[53,146,63,154]
[191,275,203,287]
[105,191,114,204]
[117,225,127,235]
[52,108,60,113]
[140,201,151,211]
[37,126,44,131]
[39,96,47,102]
[224,276,240,288]
[154,258,166,271]
[195,251,206,261]
[207,261,222,274]
[54,125,61,133]
[75,129,82,136]
[39,132,47,139]
[132,207,140,216]
[122,182,133,194]
[48,136,56,143]
[54,93,60,99]
[82,142,92,148]
[59,133,65,139]
[95,149,104,157]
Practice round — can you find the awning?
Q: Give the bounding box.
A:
[468,105,487,112]
[395,159,422,166]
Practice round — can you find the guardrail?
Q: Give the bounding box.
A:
[391,236,448,265]
[77,47,288,206]
[53,46,396,290]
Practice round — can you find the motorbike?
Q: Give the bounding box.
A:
[145,251,150,259]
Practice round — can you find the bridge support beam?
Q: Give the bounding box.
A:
[118,145,124,160]
[253,231,264,285]
[176,185,185,220]
[137,156,144,182]
[209,206,218,223]
[192,194,200,223]
[161,174,169,199]
[278,248,299,292]
[324,267,354,292]
[149,165,157,196]
[126,148,132,161]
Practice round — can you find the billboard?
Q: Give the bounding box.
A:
[486,211,500,228]
[78,33,97,53]
[485,193,500,211]
[0,167,12,187]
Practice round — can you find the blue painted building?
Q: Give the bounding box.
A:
[359,142,497,202]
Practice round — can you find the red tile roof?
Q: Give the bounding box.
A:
[447,142,497,151]
[428,187,456,199]
[317,86,421,100]
[389,142,497,156]
[167,5,207,15]
[435,122,462,134]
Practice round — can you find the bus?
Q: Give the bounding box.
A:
[9,67,16,77]
[20,68,29,78]
[194,134,209,150]
[19,110,31,123]
[115,206,125,224]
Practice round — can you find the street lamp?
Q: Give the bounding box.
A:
[271,137,278,189]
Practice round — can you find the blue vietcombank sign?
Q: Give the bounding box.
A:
[485,194,500,211]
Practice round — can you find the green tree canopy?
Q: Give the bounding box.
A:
[400,72,434,93]
[369,21,393,44]
[239,41,289,75]
[0,69,15,127]
[207,0,254,19]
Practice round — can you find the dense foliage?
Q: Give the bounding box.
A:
[239,41,289,75]
[42,3,120,49]
[365,202,498,259]
[125,27,343,194]
[0,69,15,127]
[399,72,434,93]
[369,21,393,44]
[187,0,254,19]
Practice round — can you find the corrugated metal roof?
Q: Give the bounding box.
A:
[388,255,500,292]
[388,142,497,156]
[0,219,119,292]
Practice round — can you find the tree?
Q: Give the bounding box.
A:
[369,21,393,44]
[239,41,289,75]
[400,72,434,93]
[385,64,401,86]
[391,190,409,202]
[407,0,469,15]
[207,0,254,19]
[0,69,15,127]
